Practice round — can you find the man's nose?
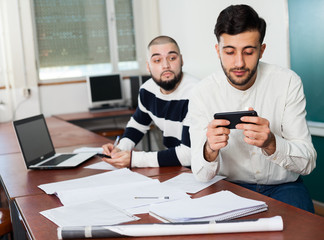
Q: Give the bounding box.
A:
[234,53,245,68]
[162,59,171,69]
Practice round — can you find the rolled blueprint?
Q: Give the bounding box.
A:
[58,216,283,239]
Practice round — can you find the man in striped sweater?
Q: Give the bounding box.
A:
[102,35,199,168]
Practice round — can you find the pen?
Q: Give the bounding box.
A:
[113,135,120,148]
[134,196,170,199]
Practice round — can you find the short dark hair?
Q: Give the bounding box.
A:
[214,4,266,44]
[147,35,180,52]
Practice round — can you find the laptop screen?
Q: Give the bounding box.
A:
[13,114,55,166]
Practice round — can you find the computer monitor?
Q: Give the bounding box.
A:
[86,74,125,109]
[129,75,151,108]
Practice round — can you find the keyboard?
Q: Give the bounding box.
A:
[40,154,76,166]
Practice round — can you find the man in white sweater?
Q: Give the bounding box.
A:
[102,36,198,168]
[188,5,316,212]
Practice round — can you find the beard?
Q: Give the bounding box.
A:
[221,61,259,87]
[152,70,183,91]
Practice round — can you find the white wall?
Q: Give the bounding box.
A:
[0,0,40,121]
[158,0,289,79]
[1,0,290,122]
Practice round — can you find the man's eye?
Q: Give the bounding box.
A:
[169,56,177,61]
[244,51,253,55]
[225,51,234,55]
[153,59,160,63]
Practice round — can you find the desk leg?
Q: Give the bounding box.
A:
[9,200,28,240]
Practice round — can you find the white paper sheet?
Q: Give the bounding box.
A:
[40,199,139,227]
[38,168,153,194]
[56,179,190,214]
[149,190,267,222]
[84,161,117,170]
[73,147,103,153]
[161,172,226,194]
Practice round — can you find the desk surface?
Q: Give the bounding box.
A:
[0,117,110,155]
[0,150,189,200]
[2,115,324,239]
[15,174,324,240]
[53,109,135,122]
[0,116,189,200]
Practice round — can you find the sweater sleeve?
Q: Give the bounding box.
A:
[261,75,316,175]
[188,89,220,182]
[117,104,152,151]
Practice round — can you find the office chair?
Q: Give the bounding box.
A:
[0,208,12,238]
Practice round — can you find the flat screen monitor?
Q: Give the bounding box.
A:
[86,74,125,109]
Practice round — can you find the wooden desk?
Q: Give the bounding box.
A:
[0,117,110,155]
[53,109,135,123]
[0,116,188,200]
[14,176,324,240]
[0,151,188,201]
[2,115,324,239]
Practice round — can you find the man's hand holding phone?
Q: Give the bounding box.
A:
[205,108,276,161]
[205,109,260,162]
[204,118,231,162]
[235,109,276,155]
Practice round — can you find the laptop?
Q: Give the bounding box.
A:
[13,114,95,169]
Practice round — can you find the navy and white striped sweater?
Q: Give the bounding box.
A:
[117,73,199,167]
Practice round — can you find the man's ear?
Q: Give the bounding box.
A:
[215,44,221,59]
[259,43,266,59]
[146,61,150,72]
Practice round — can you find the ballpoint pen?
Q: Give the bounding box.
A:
[134,196,170,199]
[113,135,120,148]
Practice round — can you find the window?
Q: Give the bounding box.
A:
[33,0,138,81]
[0,8,7,88]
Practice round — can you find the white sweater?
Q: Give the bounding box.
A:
[188,62,316,185]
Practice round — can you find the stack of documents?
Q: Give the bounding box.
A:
[149,190,268,222]
[38,169,257,228]
[38,169,191,227]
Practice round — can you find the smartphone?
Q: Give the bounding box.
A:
[96,153,111,158]
[213,110,258,129]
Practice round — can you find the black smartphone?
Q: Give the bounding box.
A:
[213,110,258,129]
[96,153,111,158]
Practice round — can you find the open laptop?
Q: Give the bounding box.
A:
[13,114,95,169]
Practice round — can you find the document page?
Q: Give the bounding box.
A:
[149,190,267,222]
[41,199,139,227]
[161,172,226,194]
[56,179,190,214]
[38,168,153,194]
[84,161,117,170]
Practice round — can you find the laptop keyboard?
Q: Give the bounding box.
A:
[40,154,76,166]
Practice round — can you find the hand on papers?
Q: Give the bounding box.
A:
[102,143,131,168]
[102,142,121,156]
[104,150,132,169]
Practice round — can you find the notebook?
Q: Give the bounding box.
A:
[13,114,95,169]
[149,190,268,223]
